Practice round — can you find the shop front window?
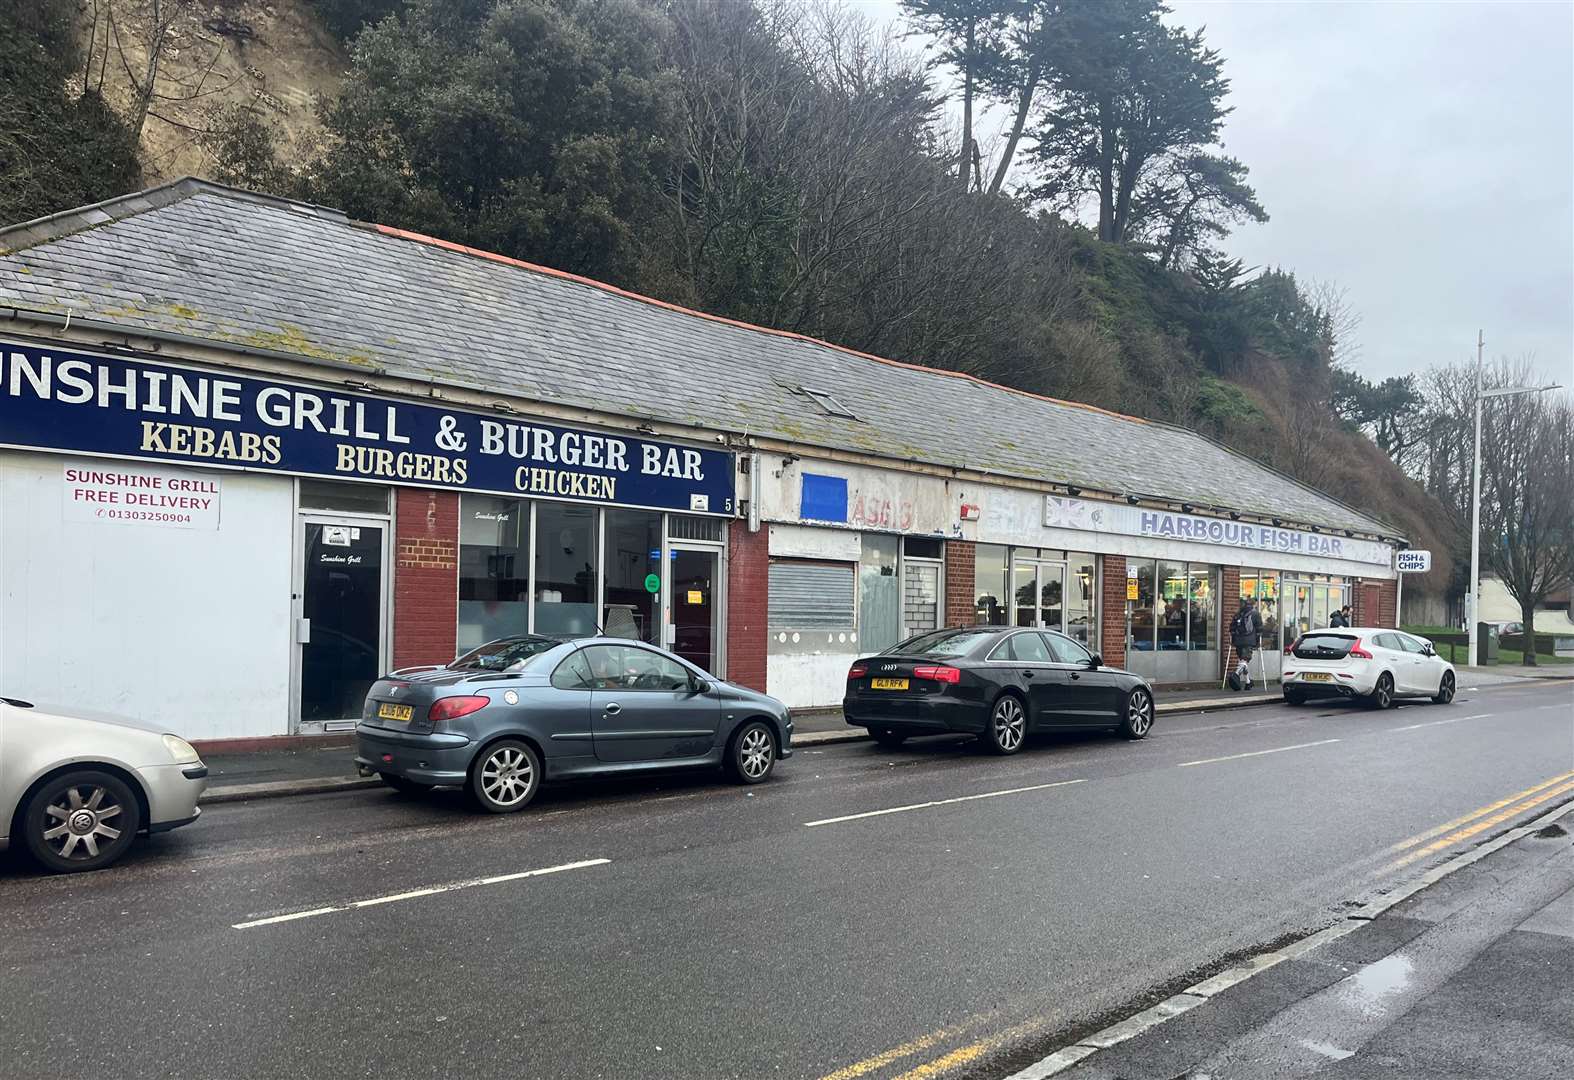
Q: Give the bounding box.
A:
[1157,560,1187,650]
[1066,555,1097,649]
[603,509,661,643]
[1127,559,1156,653]
[1188,566,1215,651]
[458,496,530,653]
[859,534,900,652]
[974,544,1008,626]
[534,502,598,636]
[1241,570,1281,651]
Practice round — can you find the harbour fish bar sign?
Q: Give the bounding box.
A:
[0,341,735,515]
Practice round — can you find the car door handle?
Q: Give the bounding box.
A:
[1022,670,1035,678]
[602,703,621,715]
[1070,673,1082,680]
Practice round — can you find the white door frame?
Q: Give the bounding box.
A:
[665,539,727,677]
[290,511,392,733]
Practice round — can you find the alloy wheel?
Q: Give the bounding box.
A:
[1126,691,1153,737]
[992,696,1025,752]
[739,727,774,780]
[480,747,535,807]
[41,784,125,863]
[1437,672,1455,704]
[1375,675,1393,709]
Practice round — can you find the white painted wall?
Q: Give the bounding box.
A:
[767,649,852,711]
[0,451,294,740]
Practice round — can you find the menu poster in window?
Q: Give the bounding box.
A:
[61,460,220,529]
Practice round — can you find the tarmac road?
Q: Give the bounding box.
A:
[1,678,1569,1079]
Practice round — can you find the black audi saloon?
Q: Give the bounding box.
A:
[844,626,1155,753]
[356,635,792,812]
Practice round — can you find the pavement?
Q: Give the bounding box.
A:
[2,677,1569,1079]
[197,668,1569,803]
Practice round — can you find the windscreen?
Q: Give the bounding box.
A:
[891,629,999,658]
[450,636,561,672]
[1293,633,1356,659]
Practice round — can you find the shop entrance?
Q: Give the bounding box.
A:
[1011,558,1066,632]
[668,545,720,675]
[297,518,388,726]
[1284,580,1350,642]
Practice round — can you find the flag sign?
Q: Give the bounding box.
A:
[1396,550,1432,573]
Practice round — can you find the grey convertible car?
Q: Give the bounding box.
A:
[355,635,792,812]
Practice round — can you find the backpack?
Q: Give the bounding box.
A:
[1230,608,1251,639]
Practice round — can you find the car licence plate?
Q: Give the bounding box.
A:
[377,702,414,721]
[1304,673,1333,683]
[870,678,909,691]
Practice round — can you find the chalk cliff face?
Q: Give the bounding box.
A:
[76,0,345,182]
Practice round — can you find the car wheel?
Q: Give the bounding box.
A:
[729,721,777,784]
[1284,690,1306,706]
[467,740,541,814]
[381,773,432,796]
[1432,671,1456,705]
[1368,672,1395,710]
[1120,688,1154,740]
[985,693,1027,755]
[872,728,907,749]
[22,770,141,874]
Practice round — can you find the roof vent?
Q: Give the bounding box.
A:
[785,384,859,421]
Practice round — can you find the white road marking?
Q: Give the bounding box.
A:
[1176,739,1341,768]
[1390,713,1491,732]
[1538,703,1571,710]
[232,858,610,930]
[803,779,1088,827]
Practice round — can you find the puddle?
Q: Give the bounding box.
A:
[1340,953,1414,1015]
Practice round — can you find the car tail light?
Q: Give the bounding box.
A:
[1348,638,1374,659]
[847,663,867,680]
[429,695,489,723]
[913,665,962,684]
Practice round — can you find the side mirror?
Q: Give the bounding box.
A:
[1422,643,1435,656]
[1087,654,1103,669]
[689,676,712,694]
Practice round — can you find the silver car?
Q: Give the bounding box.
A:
[0,696,209,873]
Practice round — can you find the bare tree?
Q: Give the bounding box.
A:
[1475,358,1573,665]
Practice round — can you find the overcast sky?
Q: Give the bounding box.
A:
[860,0,1573,384]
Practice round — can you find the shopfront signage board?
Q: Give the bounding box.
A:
[2,340,735,516]
[1043,496,1391,567]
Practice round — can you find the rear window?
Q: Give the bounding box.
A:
[1293,633,1355,659]
[892,628,999,658]
[450,636,561,672]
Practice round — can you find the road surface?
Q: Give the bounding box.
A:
[2,678,1570,1079]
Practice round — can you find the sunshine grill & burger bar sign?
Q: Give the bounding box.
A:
[0,340,735,514]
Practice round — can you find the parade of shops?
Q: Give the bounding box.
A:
[0,180,1403,744]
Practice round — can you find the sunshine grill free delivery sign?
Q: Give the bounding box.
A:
[0,341,735,514]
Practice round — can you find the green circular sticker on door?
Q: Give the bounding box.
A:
[643,573,661,594]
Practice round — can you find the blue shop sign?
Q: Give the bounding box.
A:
[0,340,736,515]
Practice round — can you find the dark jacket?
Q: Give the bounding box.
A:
[1231,605,1262,646]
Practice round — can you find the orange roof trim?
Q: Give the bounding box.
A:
[371,224,1148,426]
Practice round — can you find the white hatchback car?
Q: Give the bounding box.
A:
[1,696,209,873]
[1282,627,1456,708]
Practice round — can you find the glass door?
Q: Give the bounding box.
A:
[668,545,720,674]
[1011,558,1066,631]
[298,519,387,723]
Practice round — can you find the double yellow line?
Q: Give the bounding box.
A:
[1383,770,1574,871]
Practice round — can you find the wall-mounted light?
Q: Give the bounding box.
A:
[344,379,376,392]
[1271,518,1283,528]
[1228,511,1241,521]
[1180,503,1195,515]
[1067,485,1082,497]
[1126,494,1139,505]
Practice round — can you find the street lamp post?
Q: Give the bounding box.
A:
[1465,331,1563,667]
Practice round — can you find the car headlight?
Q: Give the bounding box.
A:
[162,733,201,764]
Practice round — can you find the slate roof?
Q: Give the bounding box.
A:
[0,179,1397,538]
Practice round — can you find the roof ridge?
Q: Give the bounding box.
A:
[0,177,347,255]
[368,224,1150,428]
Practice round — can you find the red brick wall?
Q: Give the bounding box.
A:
[1221,565,1242,677]
[1353,579,1397,628]
[393,488,458,669]
[943,540,976,626]
[1099,555,1127,668]
[726,520,768,691]
[1374,579,1398,628]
